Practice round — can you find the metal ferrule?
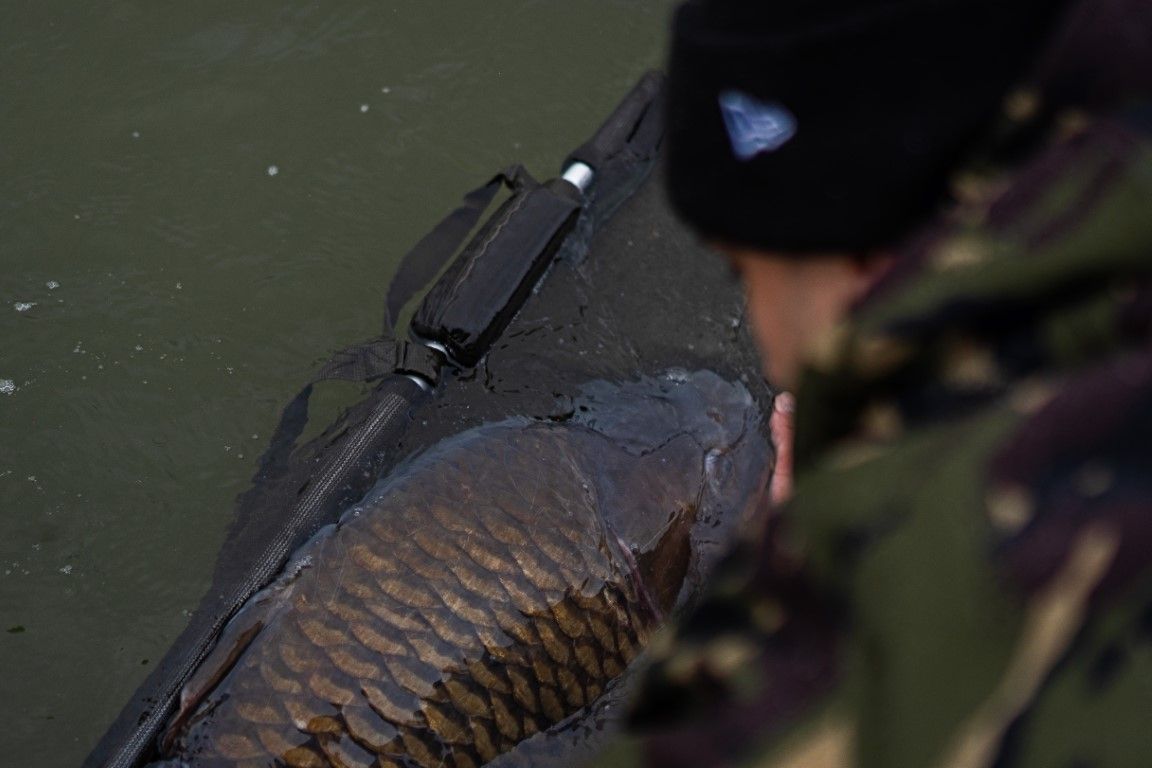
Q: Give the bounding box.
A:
[561,162,595,193]
[403,374,434,393]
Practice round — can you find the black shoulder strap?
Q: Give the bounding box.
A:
[252,338,441,490]
[385,166,529,331]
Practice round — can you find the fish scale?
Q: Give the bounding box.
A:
[162,425,664,767]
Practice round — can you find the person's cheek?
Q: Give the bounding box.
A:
[742,278,794,389]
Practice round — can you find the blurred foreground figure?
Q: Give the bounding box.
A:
[596,1,1152,766]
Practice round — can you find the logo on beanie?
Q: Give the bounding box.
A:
[719,90,797,161]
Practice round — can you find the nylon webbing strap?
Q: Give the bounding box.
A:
[385,165,529,330]
[314,339,445,386]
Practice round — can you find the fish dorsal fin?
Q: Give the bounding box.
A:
[159,577,293,751]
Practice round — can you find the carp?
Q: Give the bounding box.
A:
[153,370,768,767]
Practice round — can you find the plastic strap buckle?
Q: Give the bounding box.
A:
[393,340,443,387]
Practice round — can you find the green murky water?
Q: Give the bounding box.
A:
[0,2,676,764]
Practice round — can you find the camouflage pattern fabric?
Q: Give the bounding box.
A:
[592,100,1152,768]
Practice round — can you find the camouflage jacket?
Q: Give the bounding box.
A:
[594,104,1152,768]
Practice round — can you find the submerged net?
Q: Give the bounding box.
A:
[85,73,773,768]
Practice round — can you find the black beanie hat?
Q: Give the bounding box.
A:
[667,0,1073,253]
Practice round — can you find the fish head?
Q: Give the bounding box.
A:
[571,370,770,614]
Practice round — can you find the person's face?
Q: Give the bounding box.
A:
[716,246,885,391]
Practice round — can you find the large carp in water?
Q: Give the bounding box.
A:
[153,370,768,768]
